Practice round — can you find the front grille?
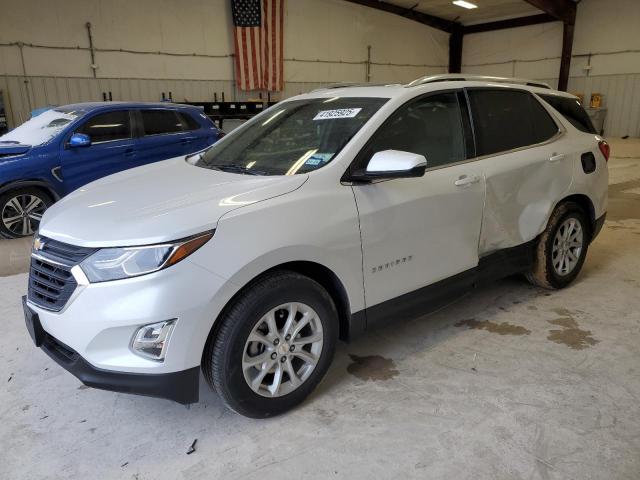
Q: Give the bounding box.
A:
[27,236,96,312]
[37,237,96,264]
[28,258,77,311]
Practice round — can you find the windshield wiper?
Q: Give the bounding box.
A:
[209,164,267,176]
[0,140,21,145]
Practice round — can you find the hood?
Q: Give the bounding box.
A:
[0,143,31,157]
[39,157,308,247]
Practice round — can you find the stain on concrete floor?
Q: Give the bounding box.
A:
[547,317,599,350]
[347,354,399,381]
[608,178,640,220]
[454,318,531,335]
[552,307,576,317]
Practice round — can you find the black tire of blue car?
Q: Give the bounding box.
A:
[0,188,53,239]
[526,201,590,289]
[203,270,338,418]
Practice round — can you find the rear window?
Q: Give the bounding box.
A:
[468,89,559,156]
[141,109,184,135]
[540,94,596,133]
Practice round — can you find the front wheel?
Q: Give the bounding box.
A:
[203,271,338,418]
[0,188,53,239]
[526,201,590,289]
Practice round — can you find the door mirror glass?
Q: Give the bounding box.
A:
[354,150,427,181]
[68,133,91,148]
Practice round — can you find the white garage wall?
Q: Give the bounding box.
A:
[461,0,640,137]
[0,0,448,127]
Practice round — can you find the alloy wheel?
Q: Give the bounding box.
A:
[552,217,584,276]
[1,194,46,236]
[242,302,324,398]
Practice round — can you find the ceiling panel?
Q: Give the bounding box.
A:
[384,0,542,25]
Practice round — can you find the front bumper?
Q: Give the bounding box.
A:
[43,331,200,404]
[24,295,200,403]
[27,257,228,374]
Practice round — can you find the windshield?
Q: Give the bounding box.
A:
[0,108,86,146]
[193,97,388,175]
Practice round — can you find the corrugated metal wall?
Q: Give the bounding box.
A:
[568,74,640,138]
[3,73,640,138]
[0,75,333,128]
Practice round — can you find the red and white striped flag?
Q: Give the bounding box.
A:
[231,0,284,92]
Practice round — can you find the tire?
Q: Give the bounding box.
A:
[526,201,590,289]
[203,270,339,418]
[0,188,53,239]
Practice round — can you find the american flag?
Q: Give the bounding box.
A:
[231,0,284,92]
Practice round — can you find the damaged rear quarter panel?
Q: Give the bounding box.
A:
[478,136,575,255]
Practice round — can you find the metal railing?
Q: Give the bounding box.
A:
[406,74,551,89]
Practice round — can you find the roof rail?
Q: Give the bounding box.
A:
[406,74,551,89]
[310,82,402,93]
[310,82,368,93]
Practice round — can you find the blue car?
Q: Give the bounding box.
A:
[0,102,222,238]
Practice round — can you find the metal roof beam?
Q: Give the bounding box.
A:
[524,0,576,24]
[342,0,458,33]
[463,13,556,34]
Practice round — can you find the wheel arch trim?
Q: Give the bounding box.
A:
[552,193,597,238]
[0,180,60,201]
[200,258,356,370]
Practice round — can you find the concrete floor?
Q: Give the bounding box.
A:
[1,139,639,479]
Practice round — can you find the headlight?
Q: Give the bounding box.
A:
[80,232,213,283]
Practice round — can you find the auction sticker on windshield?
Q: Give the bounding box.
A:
[313,108,362,120]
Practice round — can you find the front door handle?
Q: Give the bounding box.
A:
[549,153,566,162]
[454,175,480,187]
[124,148,135,158]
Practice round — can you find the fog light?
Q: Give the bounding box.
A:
[131,320,176,361]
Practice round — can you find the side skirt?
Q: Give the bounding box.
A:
[347,239,536,340]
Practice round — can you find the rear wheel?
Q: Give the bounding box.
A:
[526,202,590,289]
[0,188,52,239]
[203,271,338,418]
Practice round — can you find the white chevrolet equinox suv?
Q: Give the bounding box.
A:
[23,75,609,418]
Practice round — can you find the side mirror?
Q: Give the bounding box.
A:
[351,150,427,182]
[68,133,91,148]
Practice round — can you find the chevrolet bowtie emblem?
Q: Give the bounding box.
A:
[33,237,45,251]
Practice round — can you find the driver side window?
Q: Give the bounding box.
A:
[76,110,132,144]
[361,92,466,170]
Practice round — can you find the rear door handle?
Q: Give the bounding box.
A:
[454,175,481,187]
[549,153,566,162]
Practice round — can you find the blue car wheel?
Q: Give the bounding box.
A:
[0,188,52,239]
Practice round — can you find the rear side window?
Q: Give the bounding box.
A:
[141,110,184,135]
[76,110,132,143]
[178,112,201,131]
[540,94,596,133]
[468,89,559,157]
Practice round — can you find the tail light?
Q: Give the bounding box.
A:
[598,140,610,162]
